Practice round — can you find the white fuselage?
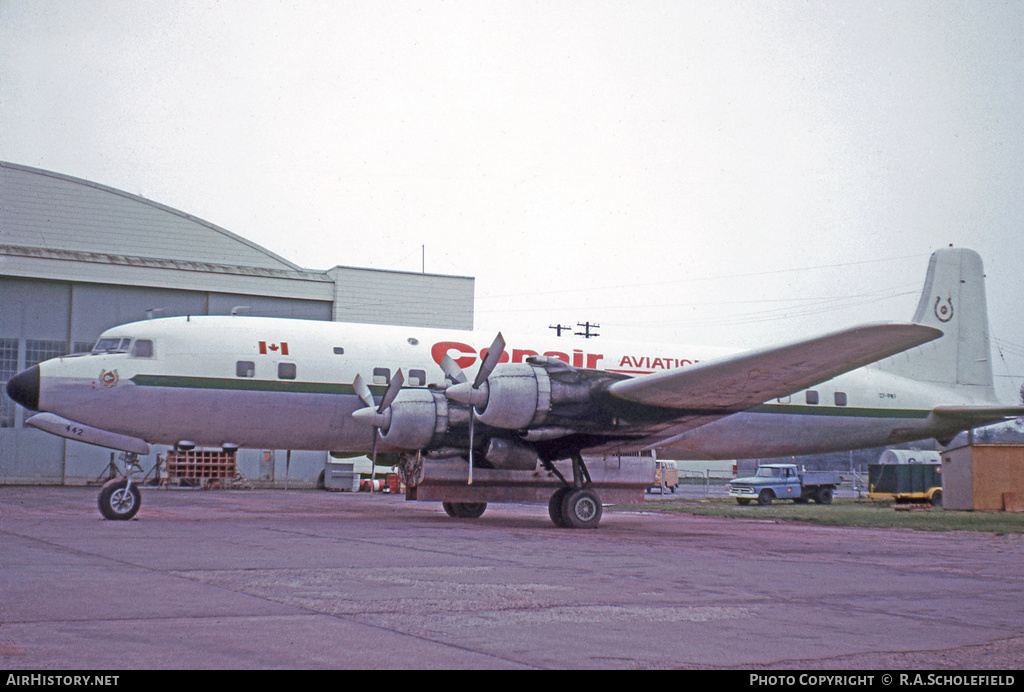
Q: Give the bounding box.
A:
[35,315,982,458]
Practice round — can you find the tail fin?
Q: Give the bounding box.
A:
[879,247,996,398]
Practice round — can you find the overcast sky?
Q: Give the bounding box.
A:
[2,0,1022,399]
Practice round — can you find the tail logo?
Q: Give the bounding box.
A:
[934,296,954,323]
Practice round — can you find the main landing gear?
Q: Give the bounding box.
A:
[546,454,603,529]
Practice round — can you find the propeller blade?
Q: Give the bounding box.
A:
[440,354,468,385]
[352,373,374,409]
[473,333,506,389]
[378,370,404,413]
[370,429,378,494]
[468,412,474,486]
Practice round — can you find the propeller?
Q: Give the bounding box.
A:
[351,370,404,491]
[442,333,506,485]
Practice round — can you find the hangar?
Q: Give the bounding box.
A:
[0,161,474,486]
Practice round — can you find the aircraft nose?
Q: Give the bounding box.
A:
[5,365,40,411]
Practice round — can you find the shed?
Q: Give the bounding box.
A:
[940,444,1024,511]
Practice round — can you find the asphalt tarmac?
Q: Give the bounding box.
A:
[2,486,1023,670]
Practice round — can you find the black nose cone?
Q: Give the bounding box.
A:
[6,365,40,411]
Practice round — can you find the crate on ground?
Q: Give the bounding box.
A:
[165,450,237,481]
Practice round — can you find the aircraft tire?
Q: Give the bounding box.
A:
[560,488,602,529]
[98,478,141,521]
[548,487,570,526]
[443,501,487,519]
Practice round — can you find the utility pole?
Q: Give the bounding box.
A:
[575,322,600,339]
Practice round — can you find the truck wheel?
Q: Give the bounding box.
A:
[815,487,833,505]
[930,490,943,507]
[736,498,751,506]
[757,489,774,506]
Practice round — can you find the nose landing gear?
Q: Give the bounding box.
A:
[97,453,143,520]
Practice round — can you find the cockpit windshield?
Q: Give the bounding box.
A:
[92,337,132,353]
[90,338,154,357]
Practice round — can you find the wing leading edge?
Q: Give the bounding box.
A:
[605,323,943,413]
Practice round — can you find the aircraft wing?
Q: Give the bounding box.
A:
[605,323,943,413]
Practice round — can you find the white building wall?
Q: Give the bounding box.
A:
[329,265,474,330]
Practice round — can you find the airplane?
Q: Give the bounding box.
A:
[6,247,1023,527]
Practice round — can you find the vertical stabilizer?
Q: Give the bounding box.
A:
[880,248,994,396]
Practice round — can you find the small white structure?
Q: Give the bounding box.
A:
[877,449,942,465]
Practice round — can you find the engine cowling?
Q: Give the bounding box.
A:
[377,389,449,451]
[462,363,551,430]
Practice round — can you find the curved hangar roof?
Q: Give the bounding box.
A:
[0,161,332,301]
[1,161,300,270]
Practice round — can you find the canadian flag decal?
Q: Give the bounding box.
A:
[259,341,289,355]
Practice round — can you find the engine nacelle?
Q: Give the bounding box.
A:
[378,389,449,451]
[473,363,551,430]
[484,437,540,471]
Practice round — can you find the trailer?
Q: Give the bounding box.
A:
[868,462,943,506]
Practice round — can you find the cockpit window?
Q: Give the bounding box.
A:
[131,340,154,358]
[92,337,132,354]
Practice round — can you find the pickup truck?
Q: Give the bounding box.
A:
[728,464,841,506]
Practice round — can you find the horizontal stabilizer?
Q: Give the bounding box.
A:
[607,323,943,412]
[26,413,150,455]
[931,406,1024,425]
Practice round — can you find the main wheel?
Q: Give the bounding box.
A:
[548,487,570,526]
[98,478,141,520]
[560,488,603,529]
[442,501,487,519]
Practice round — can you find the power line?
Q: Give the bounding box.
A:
[477,252,932,301]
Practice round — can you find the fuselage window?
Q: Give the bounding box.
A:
[278,362,297,380]
[131,340,154,358]
[834,392,848,407]
[237,361,256,378]
[333,347,344,355]
[805,390,819,405]
[409,369,426,387]
[372,367,390,385]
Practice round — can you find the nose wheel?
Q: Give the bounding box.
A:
[97,452,143,521]
[98,477,141,520]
